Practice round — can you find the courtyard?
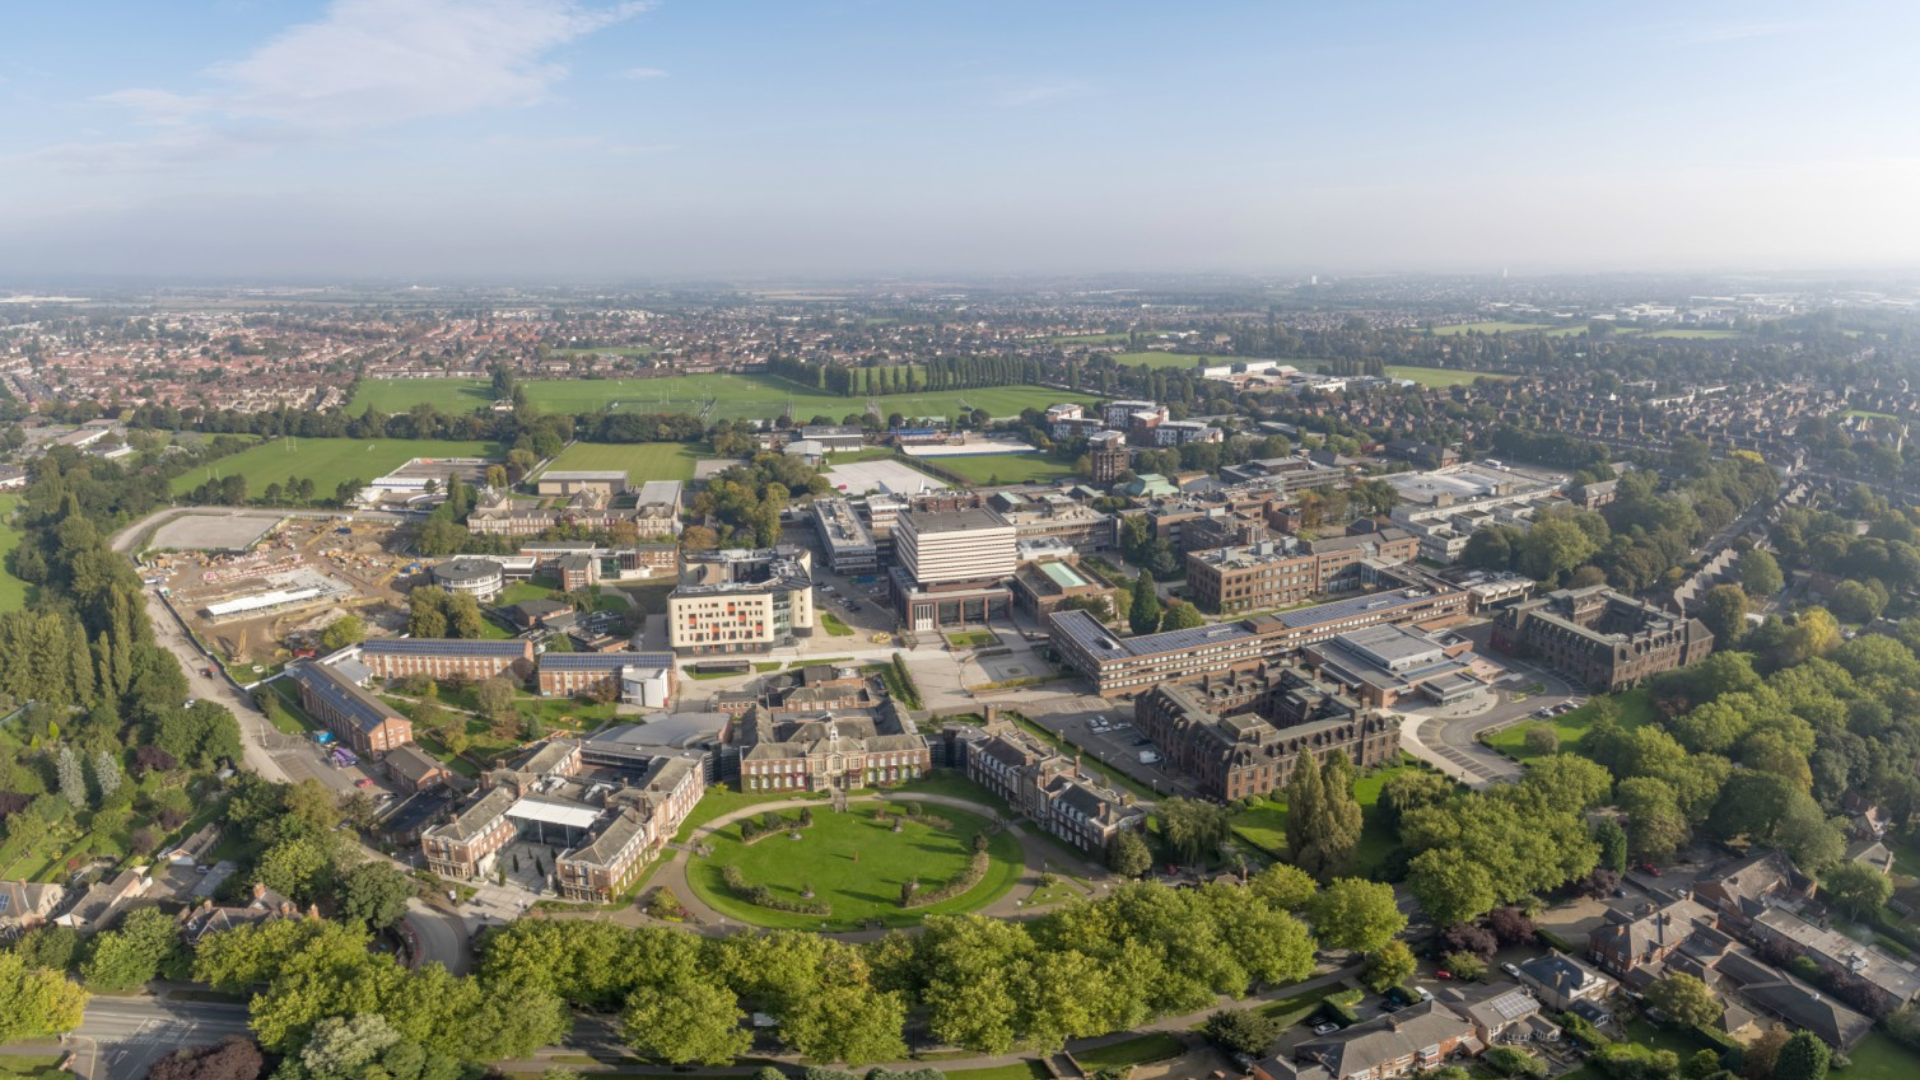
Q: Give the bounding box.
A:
[684,799,1023,930]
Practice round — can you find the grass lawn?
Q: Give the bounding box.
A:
[1256,985,1340,1024]
[685,801,1022,930]
[1074,1033,1185,1071]
[1840,1031,1920,1080]
[170,438,502,497]
[824,446,898,464]
[1621,1018,1710,1059]
[0,495,32,612]
[672,786,836,843]
[1382,364,1509,387]
[926,453,1076,486]
[1048,332,1132,344]
[1107,351,1219,370]
[944,1064,1050,1080]
[536,441,701,483]
[819,611,855,637]
[1633,328,1738,340]
[1482,687,1655,763]
[945,630,998,648]
[0,1054,71,1080]
[349,377,493,413]
[472,374,1090,424]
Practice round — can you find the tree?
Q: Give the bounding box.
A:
[1821,861,1893,919]
[1363,940,1418,993]
[1201,1008,1283,1057]
[80,908,178,993]
[1156,798,1231,864]
[1645,972,1721,1030]
[1616,777,1690,863]
[1379,769,1453,829]
[1249,864,1317,911]
[1486,906,1536,948]
[1128,570,1163,636]
[1522,724,1559,756]
[1408,850,1498,928]
[56,744,87,809]
[680,525,719,554]
[1107,831,1152,877]
[145,1037,266,1080]
[1830,579,1887,624]
[1287,751,1361,877]
[0,952,89,1043]
[1441,951,1486,981]
[621,976,751,1066]
[1519,517,1598,582]
[1594,818,1629,874]
[1307,878,1406,953]
[1744,1027,1792,1079]
[1159,600,1205,632]
[336,861,417,931]
[475,676,518,725]
[1771,1031,1830,1080]
[1739,549,1784,598]
[1699,584,1749,647]
[1482,1047,1547,1080]
[93,749,123,802]
[321,615,368,652]
[1461,527,1516,572]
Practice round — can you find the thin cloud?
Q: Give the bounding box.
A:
[994,78,1088,108]
[52,0,651,168]
[615,67,669,80]
[1680,20,1825,45]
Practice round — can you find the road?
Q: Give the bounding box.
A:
[63,996,253,1080]
[1397,622,1585,788]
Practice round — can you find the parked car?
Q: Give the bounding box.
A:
[1639,862,1662,876]
[1502,962,1522,978]
[1312,1023,1340,1036]
[1416,987,1433,1002]
[355,778,373,788]
[1436,970,1453,980]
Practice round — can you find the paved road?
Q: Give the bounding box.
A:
[1398,623,1586,788]
[66,996,252,1080]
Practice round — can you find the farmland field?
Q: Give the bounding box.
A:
[348,373,1094,422]
[1383,364,1509,387]
[170,438,502,496]
[536,441,702,482]
[0,495,31,612]
[923,453,1077,486]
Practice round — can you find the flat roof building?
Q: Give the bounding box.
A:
[535,470,630,497]
[811,497,878,574]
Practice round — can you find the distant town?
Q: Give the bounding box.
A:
[3,274,1920,1080]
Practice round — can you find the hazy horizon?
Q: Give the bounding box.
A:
[5,0,1919,280]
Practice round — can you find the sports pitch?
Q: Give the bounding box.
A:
[351,373,1092,423]
[171,438,502,497]
[536,442,703,483]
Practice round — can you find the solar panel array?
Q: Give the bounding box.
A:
[364,638,529,656]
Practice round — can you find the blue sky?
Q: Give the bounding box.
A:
[2,0,1917,280]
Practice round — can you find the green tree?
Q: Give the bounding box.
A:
[1202,1008,1284,1057]
[621,976,751,1066]
[1156,798,1232,864]
[1307,878,1406,953]
[80,908,179,993]
[1594,818,1629,874]
[475,676,518,724]
[1287,751,1361,877]
[0,952,89,1043]
[1518,517,1599,581]
[1407,850,1497,927]
[776,982,907,1066]
[321,615,368,652]
[1645,972,1721,1029]
[1107,831,1152,877]
[1616,777,1690,863]
[1771,1031,1830,1080]
[1822,861,1893,919]
[1363,940,1418,994]
[1522,724,1559,756]
[1249,864,1318,911]
[1159,600,1205,632]
[337,861,418,931]
[1128,570,1163,636]
[1738,549,1784,598]
[1698,584,1749,647]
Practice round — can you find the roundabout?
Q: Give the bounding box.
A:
[684,797,1025,930]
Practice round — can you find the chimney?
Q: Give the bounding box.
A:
[253,882,266,900]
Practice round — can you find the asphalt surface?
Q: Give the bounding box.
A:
[65,997,253,1080]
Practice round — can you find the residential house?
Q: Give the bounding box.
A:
[0,880,67,933]
[1515,953,1613,1012]
[1285,999,1478,1080]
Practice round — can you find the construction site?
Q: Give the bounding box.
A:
[152,514,419,668]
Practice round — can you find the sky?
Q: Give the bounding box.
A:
[2,0,1918,282]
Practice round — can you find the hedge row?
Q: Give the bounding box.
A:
[874,807,953,831]
[903,851,989,909]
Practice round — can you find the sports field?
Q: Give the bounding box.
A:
[348,373,1094,422]
[349,378,492,414]
[1383,364,1509,387]
[0,495,30,612]
[535,441,702,483]
[171,438,501,497]
[926,453,1076,486]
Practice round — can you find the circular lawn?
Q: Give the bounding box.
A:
[686,801,1023,930]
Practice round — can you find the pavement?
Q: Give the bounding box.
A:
[1394,622,1586,788]
[0,994,254,1080]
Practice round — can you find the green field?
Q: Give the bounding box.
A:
[1482,687,1655,763]
[1048,332,1132,344]
[349,377,492,413]
[1073,1033,1186,1071]
[686,801,1022,930]
[171,438,502,497]
[1843,409,1899,421]
[1631,328,1738,340]
[1382,364,1509,388]
[1108,351,1227,370]
[536,441,702,483]
[1843,1031,1920,1080]
[0,495,31,612]
[348,374,1094,423]
[922,453,1076,486]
